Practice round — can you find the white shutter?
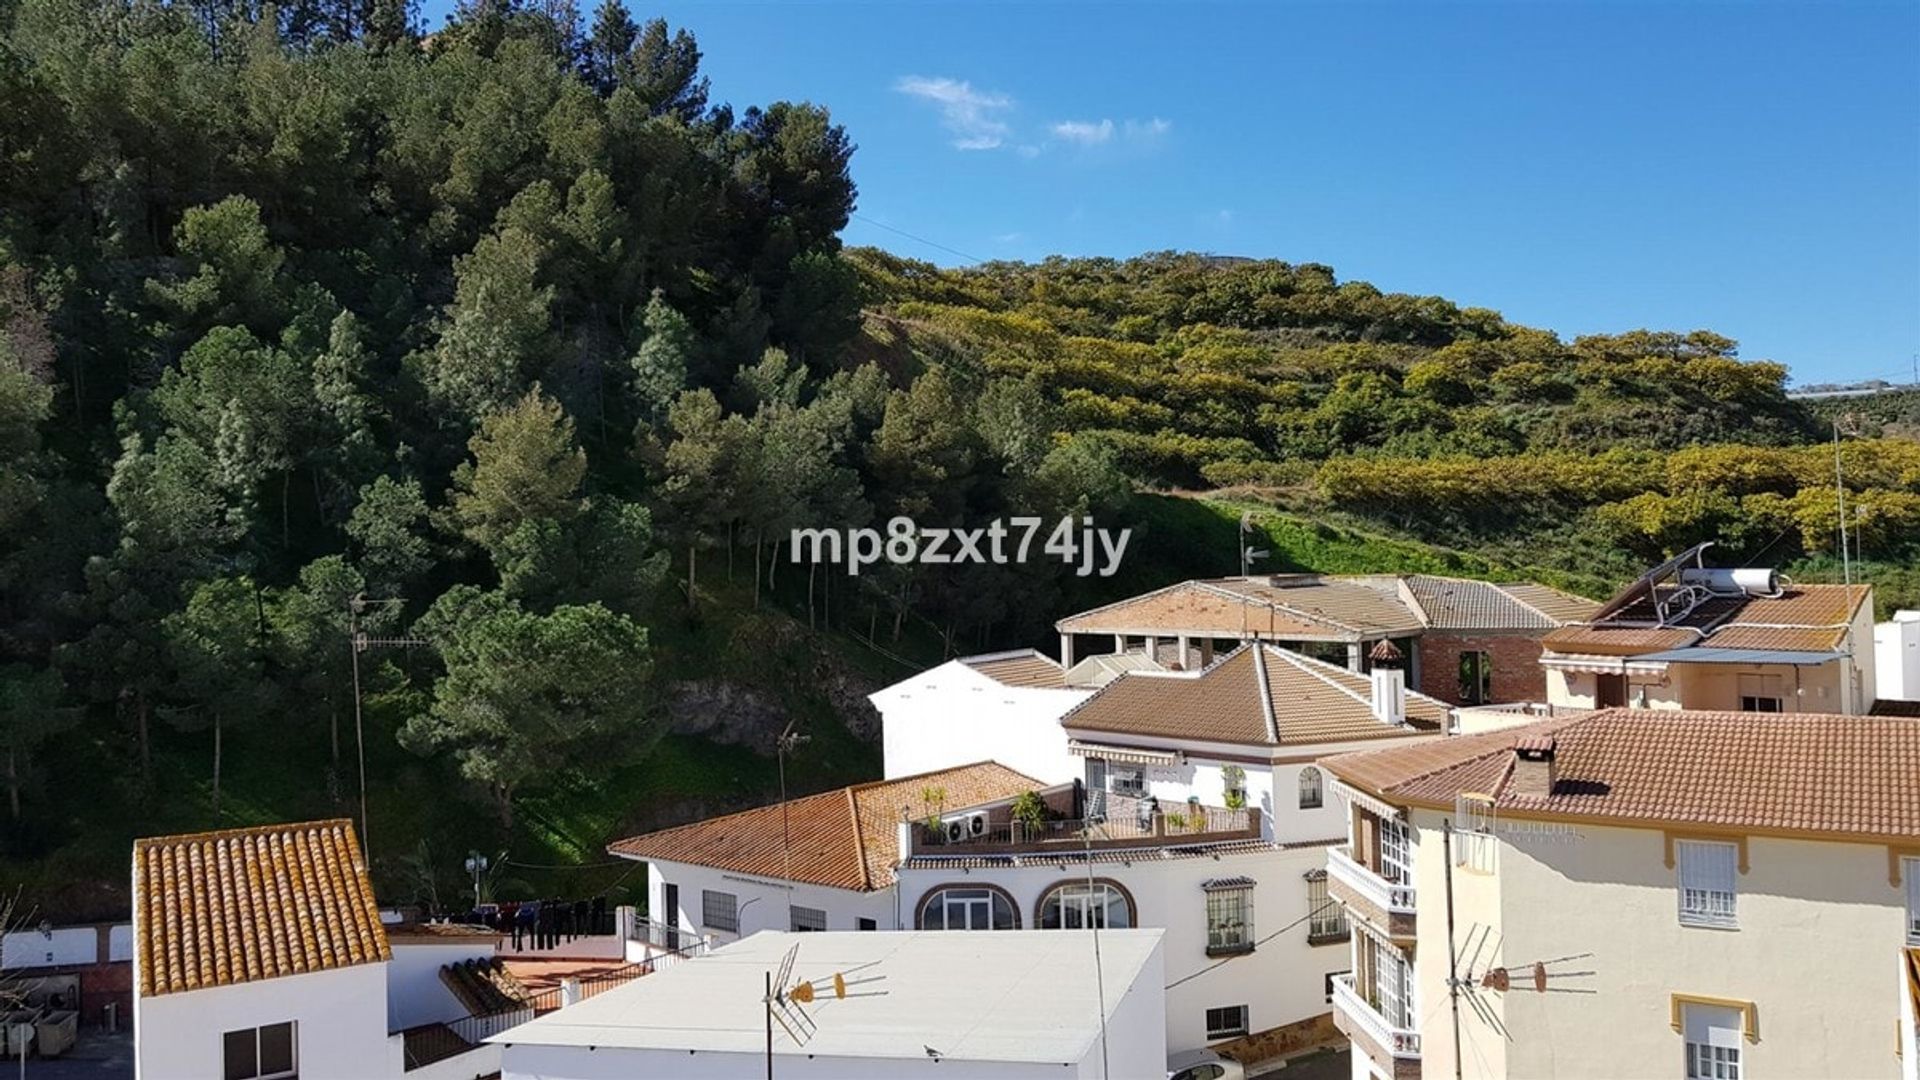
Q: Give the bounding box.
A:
[1682,1002,1744,1049]
[1676,841,1738,925]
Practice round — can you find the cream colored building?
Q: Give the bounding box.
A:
[1317,708,1920,1080]
[1538,547,1876,716]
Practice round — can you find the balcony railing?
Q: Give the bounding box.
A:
[1331,973,1421,1059]
[1327,845,1416,913]
[912,793,1257,854]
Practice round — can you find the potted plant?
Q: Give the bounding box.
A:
[1011,790,1047,840]
[1221,765,1247,811]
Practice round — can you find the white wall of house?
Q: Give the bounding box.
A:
[1080,736,1431,846]
[1404,809,1911,1080]
[387,940,496,1031]
[896,843,1340,1056]
[872,661,1090,784]
[643,859,901,948]
[134,962,390,1080]
[1876,612,1920,702]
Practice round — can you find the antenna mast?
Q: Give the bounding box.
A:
[1444,822,1465,1080]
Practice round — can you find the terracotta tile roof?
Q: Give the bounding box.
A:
[1322,709,1920,842]
[1498,583,1604,625]
[1206,578,1428,636]
[1544,582,1869,658]
[1060,644,1445,747]
[133,818,390,998]
[1541,625,1700,655]
[1055,581,1337,638]
[386,921,504,942]
[1056,576,1592,640]
[1404,576,1598,631]
[607,763,1041,891]
[960,650,1069,689]
[440,956,532,1014]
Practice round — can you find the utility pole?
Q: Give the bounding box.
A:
[346,595,426,858]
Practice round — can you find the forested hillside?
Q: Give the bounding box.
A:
[854,250,1920,595]
[0,0,1912,916]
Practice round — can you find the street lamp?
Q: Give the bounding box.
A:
[464,851,490,908]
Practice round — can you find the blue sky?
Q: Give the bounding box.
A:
[427,1,1919,384]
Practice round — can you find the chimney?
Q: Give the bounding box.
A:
[1509,736,1557,800]
[1368,639,1406,726]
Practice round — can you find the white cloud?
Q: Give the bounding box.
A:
[1127,117,1173,141]
[895,76,1014,150]
[1051,119,1114,145]
[1047,116,1172,150]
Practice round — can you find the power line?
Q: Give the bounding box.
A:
[1164,895,1344,990]
[849,213,988,265]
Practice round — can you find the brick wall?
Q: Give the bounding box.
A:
[1416,631,1550,704]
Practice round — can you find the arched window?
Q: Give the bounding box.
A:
[1037,880,1135,930]
[1299,766,1324,810]
[917,885,1018,930]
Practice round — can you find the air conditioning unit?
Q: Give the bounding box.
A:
[942,812,989,842]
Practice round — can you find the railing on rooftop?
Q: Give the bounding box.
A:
[912,792,1257,855]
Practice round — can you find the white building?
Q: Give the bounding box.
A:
[630,639,1452,1064]
[1318,709,1920,1080]
[873,650,1094,783]
[131,818,503,1080]
[1877,610,1920,702]
[608,762,1044,948]
[493,928,1167,1079]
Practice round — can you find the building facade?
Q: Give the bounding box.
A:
[1540,546,1877,716]
[1318,709,1920,1080]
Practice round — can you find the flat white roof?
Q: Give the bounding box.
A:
[492,929,1163,1064]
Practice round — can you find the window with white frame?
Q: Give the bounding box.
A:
[920,886,1017,930]
[790,905,826,932]
[1675,840,1738,928]
[1039,882,1134,929]
[1360,931,1414,1030]
[1203,881,1254,955]
[1204,1004,1249,1040]
[1379,816,1414,885]
[1305,870,1348,942]
[1905,857,1919,944]
[1736,673,1783,713]
[1298,766,1323,809]
[223,1022,295,1080]
[1681,1002,1744,1080]
[1108,764,1146,797]
[702,889,739,932]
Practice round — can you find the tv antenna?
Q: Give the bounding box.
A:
[1238,511,1269,578]
[761,943,888,1076]
[1442,823,1597,1080]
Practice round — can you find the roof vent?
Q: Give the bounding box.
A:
[1509,736,1557,800]
[1368,639,1405,669]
